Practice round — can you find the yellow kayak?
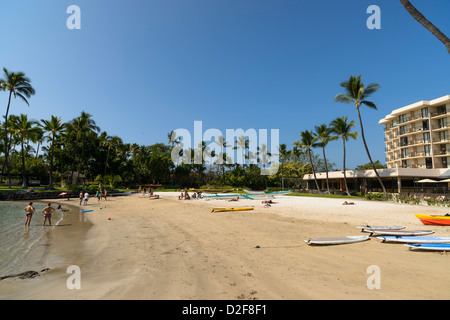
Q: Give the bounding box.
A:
[415,214,450,220]
[211,207,254,212]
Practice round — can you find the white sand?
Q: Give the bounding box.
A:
[1,193,449,300]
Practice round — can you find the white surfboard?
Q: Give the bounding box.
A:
[359,225,405,231]
[368,229,434,236]
[305,235,369,245]
[378,236,450,243]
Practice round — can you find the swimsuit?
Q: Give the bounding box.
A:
[44,213,51,218]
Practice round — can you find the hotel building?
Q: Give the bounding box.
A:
[303,95,450,194]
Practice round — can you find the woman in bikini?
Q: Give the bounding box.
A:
[24,202,35,226]
[42,203,56,226]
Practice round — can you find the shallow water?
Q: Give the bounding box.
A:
[0,202,65,276]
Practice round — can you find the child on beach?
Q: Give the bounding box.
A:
[42,203,56,226]
[79,192,83,205]
[24,202,35,226]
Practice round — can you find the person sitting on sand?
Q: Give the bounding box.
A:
[227,196,239,202]
[342,201,355,205]
[262,199,277,204]
[24,202,35,226]
[42,203,56,226]
[149,195,160,199]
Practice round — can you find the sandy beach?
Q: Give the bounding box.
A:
[1,192,450,300]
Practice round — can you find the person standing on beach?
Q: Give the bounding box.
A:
[24,202,35,226]
[84,191,89,205]
[79,192,83,205]
[104,189,107,201]
[42,203,55,226]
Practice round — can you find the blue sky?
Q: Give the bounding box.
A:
[1,0,450,169]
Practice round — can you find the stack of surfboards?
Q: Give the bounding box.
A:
[415,214,450,226]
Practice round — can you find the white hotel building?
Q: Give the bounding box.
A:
[303,95,450,194]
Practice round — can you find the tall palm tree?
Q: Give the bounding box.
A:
[70,111,100,184]
[334,75,387,195]
[10,114,42,188]
[399,0,450,55]
[40,115,66,189]
[313,124,337,193]
[278,143,291,190]
[100,132,122,179]
[330,116,358,196]
[0,68,35,188]
[295,130,321,193]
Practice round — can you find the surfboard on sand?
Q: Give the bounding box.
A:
[358,225,405,231]
[305,235,369,245]
[81,210,93,213]
[377,236,450,243]
[405,243,450,251]
[211,207,254,212]
[366,229,434,236]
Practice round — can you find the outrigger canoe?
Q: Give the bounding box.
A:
[211,207,254,212]
[190,188,235,193]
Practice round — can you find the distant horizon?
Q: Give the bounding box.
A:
[1,0,450,170]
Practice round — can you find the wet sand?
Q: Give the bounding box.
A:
[1,193,449,300]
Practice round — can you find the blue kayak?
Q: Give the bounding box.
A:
[378,236,450,243]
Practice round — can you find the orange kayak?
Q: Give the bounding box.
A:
[419,219,450,226]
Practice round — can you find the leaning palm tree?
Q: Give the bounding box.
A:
[295,130,321,194]
[0,68,36,188]
[334,75,387,196]
[313,124,337,193]
[10,114,42,188]
[399,0,450,55]
[40,116,67,189]
[330,116,358,196]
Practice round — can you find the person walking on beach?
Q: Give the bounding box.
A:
[104,189,107,201]
[84,191,89,205]
[42,203,55,226]
[24,202,35,226]
[79,192,83,205]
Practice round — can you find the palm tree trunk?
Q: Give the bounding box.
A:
[3,91,12,188]
[400,0,450,55]
[322,146,330,193]
[48,135,55,189]
[342,137,350,196]
[308,149,321,194]
[356,106,387,195]
[20,139,27,188]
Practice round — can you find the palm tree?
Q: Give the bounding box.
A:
[313,124,336,193]
[0,68,35,188]
[399,0,450,55]
[100,133,122,179]
[278,144,291,190]
[330,116,358,196]
[334,75,387,195]
[70,112,100,184]
[295,130,321,193]
[40,116,66,189]
[10,114,42,188]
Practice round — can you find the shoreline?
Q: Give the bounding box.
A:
[1,193,450,299]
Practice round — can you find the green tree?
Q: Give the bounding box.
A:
[0,68,36,188]
[40,115,66,189]
[313,124,336,193]
[10,114,42,188]
[295,130,321,193]
[330,116,358,196]
[334,75,387,195]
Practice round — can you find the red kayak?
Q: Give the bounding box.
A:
[420,219,450,226]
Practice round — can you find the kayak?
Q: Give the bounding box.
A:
[211,207,254,212]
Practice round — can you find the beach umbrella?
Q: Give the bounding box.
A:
[439,179,450,183]
[58,192,68,196]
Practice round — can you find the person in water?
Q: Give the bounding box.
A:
[42,203,56,226]
[24,202,35,226]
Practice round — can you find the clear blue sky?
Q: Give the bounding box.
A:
[1,0,450,169]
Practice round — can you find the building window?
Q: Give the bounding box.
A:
[422,119,429,130]
[421,107,428,118]
[399,114,407,123]
[400,125,407,135]
[437,105,447,115]
[401,137,408,146]
[443,158,448,168]
[423,132,430,143]
[438,118,448,129]
[402,160,408,168]
[426,157,433,169]
[439,131,449,142]
[401,148,409,158]
[424,145,431,156]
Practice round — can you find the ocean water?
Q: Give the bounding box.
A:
[0,202,65,276]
